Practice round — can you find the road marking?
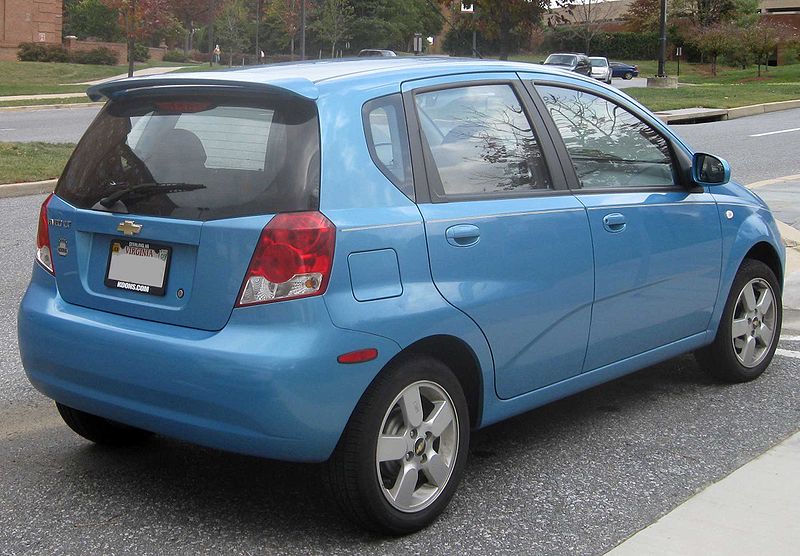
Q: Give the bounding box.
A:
[0,128,16,131]
[780,335,800,342]
[775,348,800,359]
[749,127,800,138]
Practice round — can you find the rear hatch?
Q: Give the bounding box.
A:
[50,88,320,331]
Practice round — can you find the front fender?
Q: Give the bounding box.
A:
[708,188,785,336]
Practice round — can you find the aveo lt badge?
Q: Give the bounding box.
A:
[117,220,142,236]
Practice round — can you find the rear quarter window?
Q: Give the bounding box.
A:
[56,91,320,221]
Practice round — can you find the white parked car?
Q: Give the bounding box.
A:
[589,56,612,84]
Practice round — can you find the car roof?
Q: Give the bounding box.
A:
[87,57,589,102]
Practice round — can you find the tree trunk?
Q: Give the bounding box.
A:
[498,26,510,60]
[127,0,135,78]
[711,54,717,77]
[290,37,295,59]
[331,41,336,58]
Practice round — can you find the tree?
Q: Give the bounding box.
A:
[440,0,547,60]
[348,0,442,53]
[102,0,173,75]
[64,0,124,41]
[311,0,354,58]
[671,0,737,27]
[551,0,620,53]
[165,0,221,53]
[746,18,796,76]
[268,0,311,58]
[216,0,250,65]
[689,22,735,75]
[624,0,661,33]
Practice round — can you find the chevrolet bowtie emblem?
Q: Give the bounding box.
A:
[117,220,142,236]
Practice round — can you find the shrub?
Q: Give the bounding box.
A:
[69,47,118,65]
[541,29,660,60]
[17,42,69,62]
[133,43,150,62]
[163,49,190,63]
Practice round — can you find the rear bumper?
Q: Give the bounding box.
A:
[18,265,400,462]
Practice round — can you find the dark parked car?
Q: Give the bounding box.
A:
[610,61,640,80]
[543,53,592,76]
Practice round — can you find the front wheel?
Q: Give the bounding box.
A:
[696,259,781,382]
[624,72,633,80]
[327,355,470,534]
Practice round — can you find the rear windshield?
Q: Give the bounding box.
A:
[56,91,320,221]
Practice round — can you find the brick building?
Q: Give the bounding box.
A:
[0,0,63,61]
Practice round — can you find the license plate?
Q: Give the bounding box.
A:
[105,240,171,296]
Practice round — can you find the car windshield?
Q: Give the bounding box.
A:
[589,58,608,67]
[56,91,320,221]
[545,54,576,66]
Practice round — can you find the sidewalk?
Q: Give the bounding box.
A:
[606,431,800,555]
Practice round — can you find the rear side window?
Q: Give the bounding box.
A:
[56,92,320,221]
[363,94,413,199]
[414,83,552,198]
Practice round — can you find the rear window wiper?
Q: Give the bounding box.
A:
[98,182,206,208]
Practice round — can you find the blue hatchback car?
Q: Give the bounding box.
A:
[18,58,784,534]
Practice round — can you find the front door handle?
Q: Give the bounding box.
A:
[602,213,627,233]
[445,224,480,247]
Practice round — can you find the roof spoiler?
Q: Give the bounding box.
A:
[86,75,320,102]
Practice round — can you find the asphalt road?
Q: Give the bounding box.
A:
[2,107,800,555]
[0,106,101,144]
[2,206,800,553]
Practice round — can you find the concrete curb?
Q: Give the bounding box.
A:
[0,179,56,199]
[657,99,800,124]
[0,102,103,112]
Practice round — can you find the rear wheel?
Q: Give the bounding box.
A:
[327,355,469,534]
[696,259,781,382]
[624,72,633,80]
[56,403,153,445]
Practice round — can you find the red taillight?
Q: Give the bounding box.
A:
[35,193,54,275]
[237,211,335,306]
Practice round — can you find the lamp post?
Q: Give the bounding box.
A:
[255,0,260,65]
[657,0,667,77]
[127,0,136,78]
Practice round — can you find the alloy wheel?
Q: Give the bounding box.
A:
[375,380,459,513]
[731,277,777,368]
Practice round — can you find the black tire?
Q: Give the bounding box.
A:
[695,259,782,383]
[56,402,153,445]
[326,355,470,535]
[624,72,633,80]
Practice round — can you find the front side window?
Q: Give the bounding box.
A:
[414,83,551,198]
[537,85,676,189]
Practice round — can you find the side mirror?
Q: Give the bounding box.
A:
[692,152,730,186]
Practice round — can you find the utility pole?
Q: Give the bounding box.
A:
[127,0,136,78]
[300,0,306,60]
[255,0,260,64]
[657,0,667,77]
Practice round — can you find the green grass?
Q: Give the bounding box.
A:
[0,97,96,108]
[626,83,800,111]
[0,60,193,97]
[0,142,75,184]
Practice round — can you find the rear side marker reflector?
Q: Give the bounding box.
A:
[237,211,335,306]
[338,349,379,364]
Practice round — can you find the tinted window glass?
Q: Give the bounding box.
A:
[414,84,551,197]
[537,85,675,189]
[363,94,413,199]
[56,92,320,221]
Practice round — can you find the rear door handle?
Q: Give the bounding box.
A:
[602,213,627,233]
[445,224,480,247]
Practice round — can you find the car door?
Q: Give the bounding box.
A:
[526,79,722,371]
[402,74,594,399]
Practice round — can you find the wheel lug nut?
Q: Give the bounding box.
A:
[410,429,417,439]
[421,454,427,463]
[406,452,414,461]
